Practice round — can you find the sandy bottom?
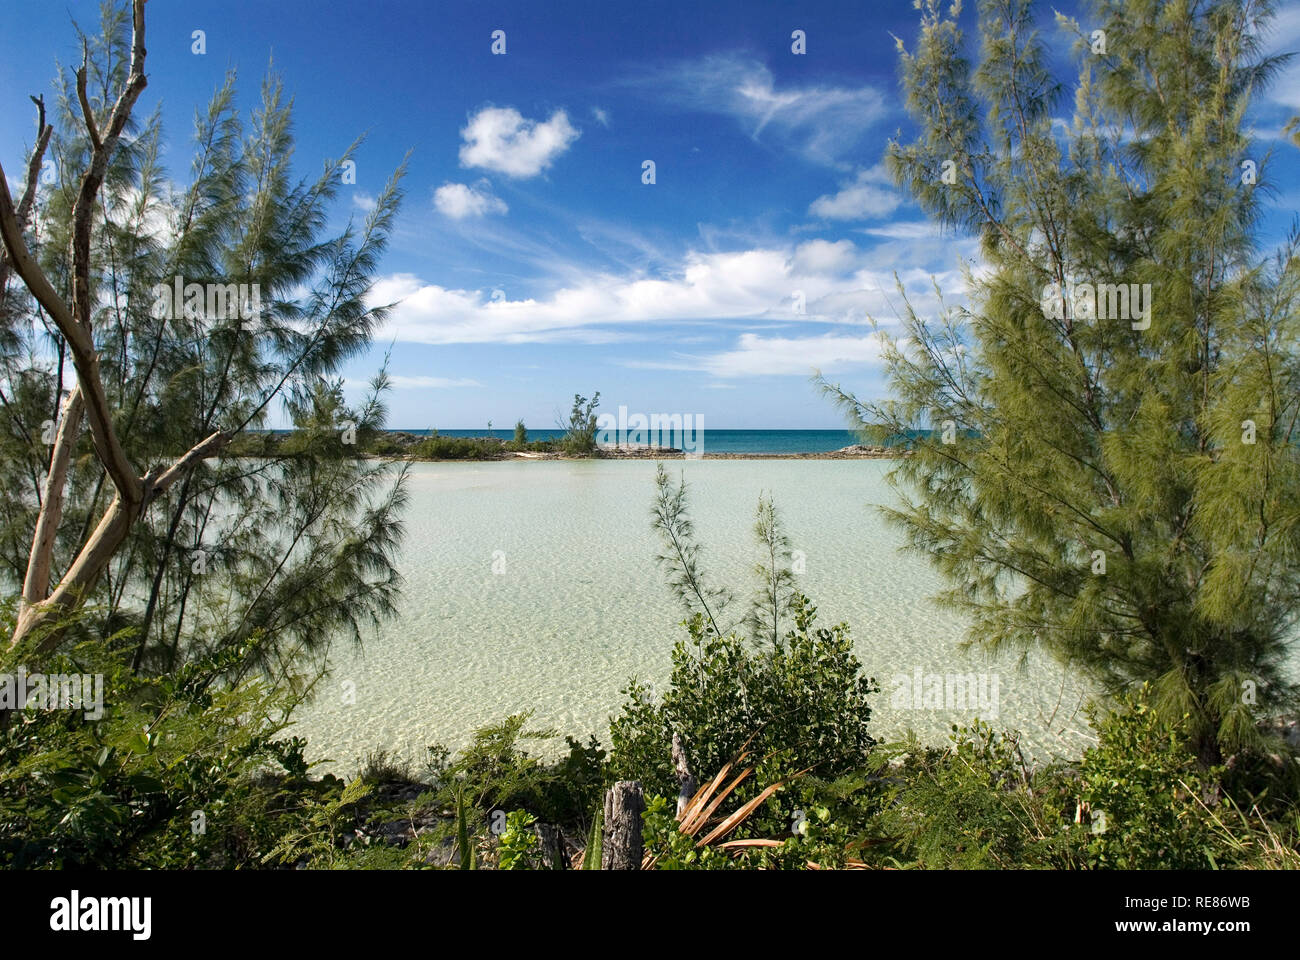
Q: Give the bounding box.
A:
[289,460,1095,773]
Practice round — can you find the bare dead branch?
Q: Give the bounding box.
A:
[68,0,149,499]
[0,165,140,502]
[0,96,52,295]
[76,41,103,153]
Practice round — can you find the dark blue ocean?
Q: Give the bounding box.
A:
[409,428,883,454]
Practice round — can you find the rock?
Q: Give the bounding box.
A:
[836,443,888,455]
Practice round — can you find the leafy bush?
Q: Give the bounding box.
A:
[0,606,320,869]
[608,469,878,854]
[497,810,540,869]
[1074,691,1224,869]
[859,688,1264,870]
[863,723,1078,869]
[420,713,605,849]
[609,596,876,809]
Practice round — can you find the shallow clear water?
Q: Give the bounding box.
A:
[290,460,1095,772]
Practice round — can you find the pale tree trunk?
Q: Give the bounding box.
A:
[0,0,233,653]
[20,386,85,614]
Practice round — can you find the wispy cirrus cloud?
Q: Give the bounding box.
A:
[345,375,482,393]
[857,221,948,241]
[621,330,891,378]
[387,375,483,389]
[625,53,888,165]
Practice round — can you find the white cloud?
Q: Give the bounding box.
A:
[633,54,887,165]
[459,106,580,178]
[791,238,858,275]
[368,239,960,348]
[618,330,890,377]
[858,221,946,240]
[809,165,902,220]
[433,180,508,219]
[1257,6,1300,109]
[591,106,611,128]
[699,331,889,377]
[352,192,377,213]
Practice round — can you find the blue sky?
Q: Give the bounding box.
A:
[3,0,1299,429]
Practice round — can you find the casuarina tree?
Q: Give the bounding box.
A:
[820,0,1300,764]
[0,0,409,680]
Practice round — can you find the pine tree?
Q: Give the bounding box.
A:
[820,0,1300,763]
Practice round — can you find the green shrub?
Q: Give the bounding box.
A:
[1075,690,1224,869]
[862,689,1247,870]
[412,432,503,459]
[864,723,1077,869]
[0,606,320,869]
[497,810,539,869]
[421,713,605,843]
[560,393,600,455]
[608,596,876,813]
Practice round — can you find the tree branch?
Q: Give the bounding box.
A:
[0,97,53,299]
[144,430,233,507]
[67,0,149,500]
[76,41,103,153]
[3,0,152,649]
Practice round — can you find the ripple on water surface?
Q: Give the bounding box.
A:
[291,460,1094,772]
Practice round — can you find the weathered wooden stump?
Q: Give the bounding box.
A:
[672,732,697,818]
[535,823,566,870]
[601,780,645,870]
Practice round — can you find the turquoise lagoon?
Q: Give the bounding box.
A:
[291,459,1094,771]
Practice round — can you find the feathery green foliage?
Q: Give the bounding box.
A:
[819,0,1300,763]
[0,2,409,683]
[560,392,600,455]
[746,494,798,647]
